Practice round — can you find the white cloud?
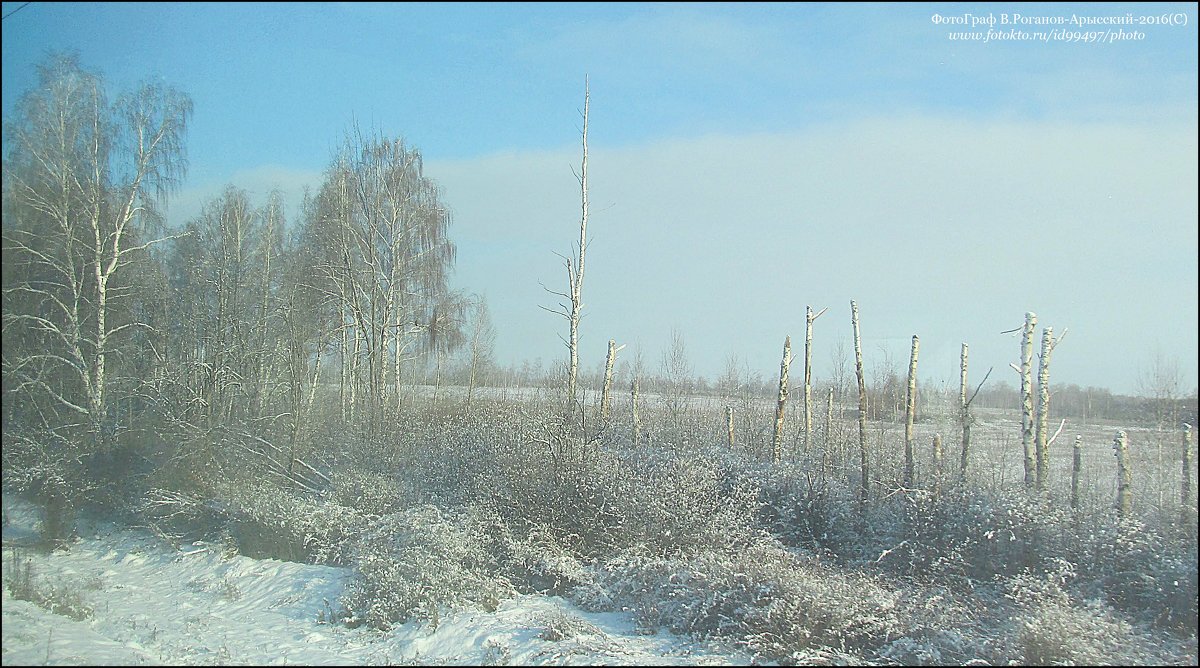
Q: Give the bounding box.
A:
[430,115,1198,395]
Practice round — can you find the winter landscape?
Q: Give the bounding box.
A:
[3,3,1198,666]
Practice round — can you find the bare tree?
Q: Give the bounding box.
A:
[463,296,497,407]
[660,327,695,438]
[543,77,590,415]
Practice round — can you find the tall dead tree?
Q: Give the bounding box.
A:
[803,306,828,452]
[773,335,793,464]
[903,335,920,489]
[541,78,591,416]
[851,301,869,509]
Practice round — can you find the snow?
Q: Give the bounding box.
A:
[2,498,755,666]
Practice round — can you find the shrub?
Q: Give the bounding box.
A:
[599,538,904,662]
[3,550,95,621]
[215,480,366,565]
[341,504,514,629]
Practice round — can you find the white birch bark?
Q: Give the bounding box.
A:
[1113,430,1131,517]
[773,335,792,464]
[1020,312,1038,488]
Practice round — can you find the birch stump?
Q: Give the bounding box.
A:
[1114,430,1131,517]
[773,335,792,464]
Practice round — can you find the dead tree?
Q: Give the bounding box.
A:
[851,301,869,509]
[825,387,835,453]
[725,406,735,448]
[903,335,920,489]
[542,78,590,416]
[1113,430,1131,517]
[599,339,624,420]
[773,335,793,464]
[1013,312,1038,488]
[804,306,828,452]
[1035,326,1065,490]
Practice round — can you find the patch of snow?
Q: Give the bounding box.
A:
[2,497,756,665]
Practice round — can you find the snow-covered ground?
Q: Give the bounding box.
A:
[1,498,755,666]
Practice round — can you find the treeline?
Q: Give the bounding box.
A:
[1,55,489,516]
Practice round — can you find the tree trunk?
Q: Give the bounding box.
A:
[773,335,792,464]
[566,79,589,412]
[1020,312,1037,488]
[903,335,919,489]
[600,339,617,420]
[726,406,735,448]
[804,306,814,452]
[825,387,835,452]
[960,343,971,483]
[1035,326,1055,490]
[1114,430,1131,518]
[852,301,869,510]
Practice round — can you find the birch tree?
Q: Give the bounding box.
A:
[302,127,457,427]
[3,54,191,449]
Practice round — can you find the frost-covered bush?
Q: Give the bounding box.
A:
[1069,516,1199,632]
[327,468,421,519]
[216,481,366,564]
[495,523,595,597]
[1002,559,1162,665]
[482,443,760,562]
[342,504,514,629]
[754,459,862,557]
[600,538,904,662]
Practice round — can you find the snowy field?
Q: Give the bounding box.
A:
[2,499,753,666]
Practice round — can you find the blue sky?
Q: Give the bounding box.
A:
[3,2,1197,395]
